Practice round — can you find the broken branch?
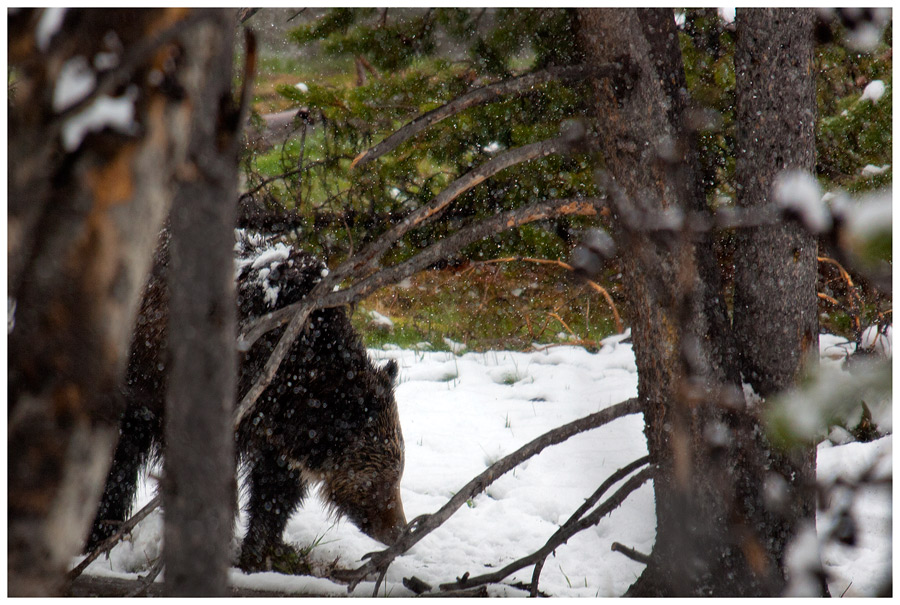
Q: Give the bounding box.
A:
[67,495,162,583]
[610,542,650,565]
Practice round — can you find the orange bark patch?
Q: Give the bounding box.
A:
[86,145,137,209]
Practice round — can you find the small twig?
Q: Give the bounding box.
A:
[67,495,162,582]
[237,8,259,24]
[840,582,852,598]
[286,9,307,22]
[548,311,577,338]
[817,254,864,335]
[403,576,432,595]
[478,255,623,333]
[125,558,164,597]
[351,63,621,169]
[610,542,650,565]
[817,292,840,306]
[239,168,302,201]
[426,586,489,597]
[330,398,642,592]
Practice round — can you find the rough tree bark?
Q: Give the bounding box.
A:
[577,8,820,596]
[8,9,202,596]
[163,9,245,596]
[731,6,820,587]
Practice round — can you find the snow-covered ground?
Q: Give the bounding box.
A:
[74,334,891,597]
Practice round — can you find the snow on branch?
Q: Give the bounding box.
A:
[350,62,622,169]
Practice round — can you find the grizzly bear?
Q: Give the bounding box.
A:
[86,231,406,572]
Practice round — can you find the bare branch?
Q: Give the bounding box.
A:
[125,559,164,597]
[331,398,642,592]
[440,459,652,594]
[67,495,162,583]
[351,63,621,168]
[610,542,650,565]
[233,304,314,431]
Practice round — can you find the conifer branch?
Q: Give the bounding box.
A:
[351,63,621,168]
[336,134,581,282]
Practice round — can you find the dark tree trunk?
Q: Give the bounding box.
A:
[732,6,820,587]
[577,8,820,596]
[7,9,205,595]
[163,9,243,597]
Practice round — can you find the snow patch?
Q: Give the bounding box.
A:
[843,189,891,242]
[773,170,830,234]
[36,7,67,52]
[8,298,16,334]
[72,336,889,596]
[442,337,467,354]
[250,242,291,270]
[717,7,735,24]
[783,522,825,596]
[295,82,309,93]
[367,309,394,330]
[860,163,890,176]
[61,87,139,152]
[859,324,891,358]
[53,55,96,112]
[93,51,119,71]
[859,79,886,103]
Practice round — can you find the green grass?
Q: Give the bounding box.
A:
[350,262,623,352]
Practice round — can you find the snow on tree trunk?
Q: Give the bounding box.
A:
[163,9,242,596]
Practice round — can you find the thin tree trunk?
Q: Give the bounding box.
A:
[732,7,821,591]
[163,8,243,596]
[7,9,201,595]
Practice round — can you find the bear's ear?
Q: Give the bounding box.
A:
[383,359,399,382]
